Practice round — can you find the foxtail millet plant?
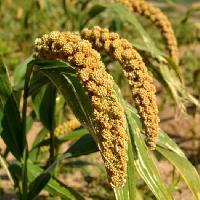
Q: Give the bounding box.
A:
[1,1,200,199]
[34,31,128,187]
[117,0,179,64]
[81,26,159,150]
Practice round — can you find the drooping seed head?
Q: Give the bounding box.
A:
[81,26,159,150]
[116,0,179,64]
[34,31,128,187]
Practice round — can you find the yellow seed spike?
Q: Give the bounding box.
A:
[117,0,179,64]
[41,120,80,152]
[81,26,159,150]
[40,145,49,153]
[54,119,81,137]
[34,31,128,187]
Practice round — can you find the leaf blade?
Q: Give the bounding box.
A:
[0,60,23,160]
[157,131,200,200]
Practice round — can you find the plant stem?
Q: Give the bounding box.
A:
[21,150,28,200]
[49,130,55,165]
[21,61,34,200]
[47,85,57,166]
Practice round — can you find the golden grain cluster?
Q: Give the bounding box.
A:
[54,119,81,136]
[81,26,159,150]
[41,119,81,152]
[117,0,179,64]
[34,31,128,187]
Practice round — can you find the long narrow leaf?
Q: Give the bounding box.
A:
[125,104,173,200]
[0,60,23,160]
[114,139,136,200]
[27,160,85,200]
[32,83,56,131]
[0,154,14,186]
[28,173,51,200]
[157,131,200,200]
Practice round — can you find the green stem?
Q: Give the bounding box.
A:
[21,150,28,200]
[49,130,55,165]
[47,85,57,166]
[21,61,34,200]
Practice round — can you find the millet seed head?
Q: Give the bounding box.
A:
[54,119,81,137]
[116,0,179,64]
[81,26,159,150]
[41,119,81,152]
[34,31,128,187]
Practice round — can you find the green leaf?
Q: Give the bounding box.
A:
[0,154,14,186]
[27,160,84,200]
[28,72,50,96]
[8,163,22,189]
[165,57,183,82]
[13,56,32,87]
[125,103,173,200]
[34,60,94,132]
[64,134,98,158]
[113,86,136,200]
[80,4,106,29]
[32,128,89,155]
[28,173,51,200]
[159,64,199,107]
[113,85,172,199]
[114,139,136,200]
[58,128,88,142]
[157,131,200,200]
[0,60,23,160]
[43,134,98,178]
[32,137,58,150]
[148,60,199,109]
[26,114,33,133]
[32,84,56,131]
[87,4,106,19]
